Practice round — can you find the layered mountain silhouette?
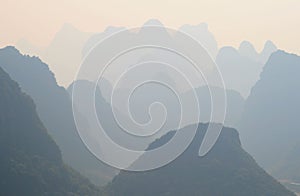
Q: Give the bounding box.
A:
[82,26,125,59]
[0,67,101,195]
[0,46,115,185]
[68,79,159,152]
[15,20,275,94]
[16,19,221,88]
[16,23,92,86]
[214,40,277,97]
[107,123,294,196]
[184,86,244,127]
[179,23,218,59]
[238,51,300,187]
[238,40,277,64]
[69,78,244,153]
[8,19,295,195]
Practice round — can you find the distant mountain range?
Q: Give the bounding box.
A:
[3,19,299,195]
[0,43,298,195]
[15,20,277,97]
[16,23,92,86]
[215,40,277,97]
[68,79,244,155]
[239,40,277,64]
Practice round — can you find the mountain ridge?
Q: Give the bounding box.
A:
[107,123,294,196]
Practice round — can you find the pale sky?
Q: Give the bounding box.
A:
[1,0,299,54]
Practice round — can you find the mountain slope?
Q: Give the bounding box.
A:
[0,67,101,195]
[0,46,114,185]
[184,86,244,127]
[238,51,300,183]
[215,41,277,98]
[107,123,294,196]
[16,23,93,86]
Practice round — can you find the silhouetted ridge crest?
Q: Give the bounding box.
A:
[108,123,294,196]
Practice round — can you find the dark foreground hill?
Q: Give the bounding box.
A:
[107,123,294,196]
[0,67,101,195]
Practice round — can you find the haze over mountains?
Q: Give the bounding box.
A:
[16,19,277,98]
[238,51,300,185]
[0,46,116,185]
[1,19,299,195]
[0,54,296,195]
[16,23,92,86]
[215,40,277,97]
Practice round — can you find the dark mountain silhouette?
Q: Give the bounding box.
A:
[0,46,114,185]
[0,67,101,195]
[107,123,294,196]
[238,51,300,187]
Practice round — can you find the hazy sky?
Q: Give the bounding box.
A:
[1,0,299,54]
